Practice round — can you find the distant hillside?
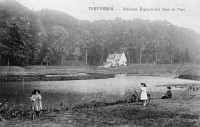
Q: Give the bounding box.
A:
[0,0,200,66]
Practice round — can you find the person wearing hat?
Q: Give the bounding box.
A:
[161,86,172,99]
[140,83,148,106]
[30,90,42,118]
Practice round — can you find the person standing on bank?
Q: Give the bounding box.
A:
[140,83,148,106]
[30,90,42,117]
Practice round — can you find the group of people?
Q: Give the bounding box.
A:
[140,83,172,106]
[29,84,172,118]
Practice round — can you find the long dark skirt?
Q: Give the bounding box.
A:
[161,96,171,99]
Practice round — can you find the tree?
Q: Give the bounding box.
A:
[152,37,159,64]
[43,50,55,65]
[87,43,102,65]
[6,23,26,66]
[0,28,10,65]
[32,19,47,64]
[73,46,81,63]
[183,49,191,63]
[138,36,147,64]
[1,0,200,66]
[83,31,94,64]
[50,25,70,65]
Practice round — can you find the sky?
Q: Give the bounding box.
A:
[2,0,200,34]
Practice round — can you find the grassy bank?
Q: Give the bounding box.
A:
[178,68,200,81]
[0,66,115,82]
[0,73,115,82]
[0,66,112,75]
[1,64,199,75]
[112,64,199,75]
[1,89,200,127]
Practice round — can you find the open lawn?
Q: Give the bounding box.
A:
[0,65,112,76]
[1,89,200,127]
[112,64,200,77]
[0,64,199,76]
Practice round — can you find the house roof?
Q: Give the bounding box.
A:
[108,54,116,59]
[107,52,125,59]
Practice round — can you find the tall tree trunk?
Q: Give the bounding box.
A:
[129,56,131,64]
[86,50,88,64]
[155,45,157,64]
[162,45,165,60]
[101,53,103,62]
[8,58,9,66]
[93,58,95,65]
[61,55,64,65]
[76,56,78,63]
[140,49,142,64]
[170,53,173,64]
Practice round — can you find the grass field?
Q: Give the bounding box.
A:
[1,89,200,127]
[112,64,200,76]
[0,64,199,76]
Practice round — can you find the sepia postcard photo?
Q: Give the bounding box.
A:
[0,0,200,126]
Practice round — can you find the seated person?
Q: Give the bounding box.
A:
[161,86,172,99]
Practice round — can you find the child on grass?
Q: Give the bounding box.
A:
[30,90,42,117]
[140,83,148,106]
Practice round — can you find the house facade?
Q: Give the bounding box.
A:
[106,52,127,67]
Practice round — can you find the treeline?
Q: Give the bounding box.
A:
[0,0,200,66]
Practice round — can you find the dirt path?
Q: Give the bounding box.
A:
[1,90,200,127]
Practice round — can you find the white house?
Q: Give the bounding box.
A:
[99,52,127,68]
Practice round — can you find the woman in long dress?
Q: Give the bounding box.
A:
[140,83,148,106]
[161,86,172,99]
[30,90,42,117]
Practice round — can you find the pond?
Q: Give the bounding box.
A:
[0,75,200,109]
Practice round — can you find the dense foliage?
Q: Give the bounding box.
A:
[0,0,200,66]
